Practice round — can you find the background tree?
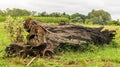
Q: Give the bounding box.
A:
[109,19,120,25]
[5,8,31,16]
[70,13,86,23]
[38,11,48,17]
[61,12,70,19]
[87,9,111,25]
[0,8,117,25]
[31,11,37,16]
[49,12,61,17]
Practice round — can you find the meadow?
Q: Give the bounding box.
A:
[0,19,120,67]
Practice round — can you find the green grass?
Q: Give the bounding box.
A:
[0,22,120,67]
[0,16,6,22]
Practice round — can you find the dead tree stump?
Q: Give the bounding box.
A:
[5,18,116,58]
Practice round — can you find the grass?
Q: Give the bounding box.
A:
[0,16,6,22]
[0,22,120,67]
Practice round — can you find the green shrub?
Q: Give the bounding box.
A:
[4,16,27,42]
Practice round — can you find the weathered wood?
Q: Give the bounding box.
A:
[5,18,116,58]
[24,18,115,45]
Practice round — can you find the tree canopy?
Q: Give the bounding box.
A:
[88,9,111,25]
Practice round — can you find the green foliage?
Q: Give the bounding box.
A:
[0,8,119,25]
[38,11,48,17]
[79,43,98,52]
[49,12,61,17]
[108,19,120,25]
[88,9,111,25]
[56,43,98,53]
[4,16,26,42]
[0,16,6,22]
[38,12,70,19]
[61,12,70,19]
[84,18,93,24]
[70,13,86,23]
[71,17,83,23]
[5,8,31,16]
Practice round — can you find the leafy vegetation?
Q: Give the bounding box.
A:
[4,16,27,42]
[87,9,111,25]
[0,8,119,25]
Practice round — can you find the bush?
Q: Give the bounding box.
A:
[4,16,27,42]
[70,17,83,23]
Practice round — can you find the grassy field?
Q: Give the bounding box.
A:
[0,22,120,67]
[0,16,69,23]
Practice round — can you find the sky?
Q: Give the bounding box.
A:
[0,0,120,20]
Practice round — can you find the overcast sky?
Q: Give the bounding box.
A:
[0,0,120,20]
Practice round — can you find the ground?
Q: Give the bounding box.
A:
[0,23,120,67]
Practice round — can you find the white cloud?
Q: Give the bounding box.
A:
[0,0,119,20]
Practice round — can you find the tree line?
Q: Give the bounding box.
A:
[0,8,119,25]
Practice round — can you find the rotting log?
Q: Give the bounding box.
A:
[5,18,116,58]
[24,18,115,45]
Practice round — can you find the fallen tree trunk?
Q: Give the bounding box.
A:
[5,18,116,58]
[24,18,115,45]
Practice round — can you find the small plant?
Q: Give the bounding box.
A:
[4,16,27,42]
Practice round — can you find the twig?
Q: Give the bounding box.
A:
[27,57,36,66]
